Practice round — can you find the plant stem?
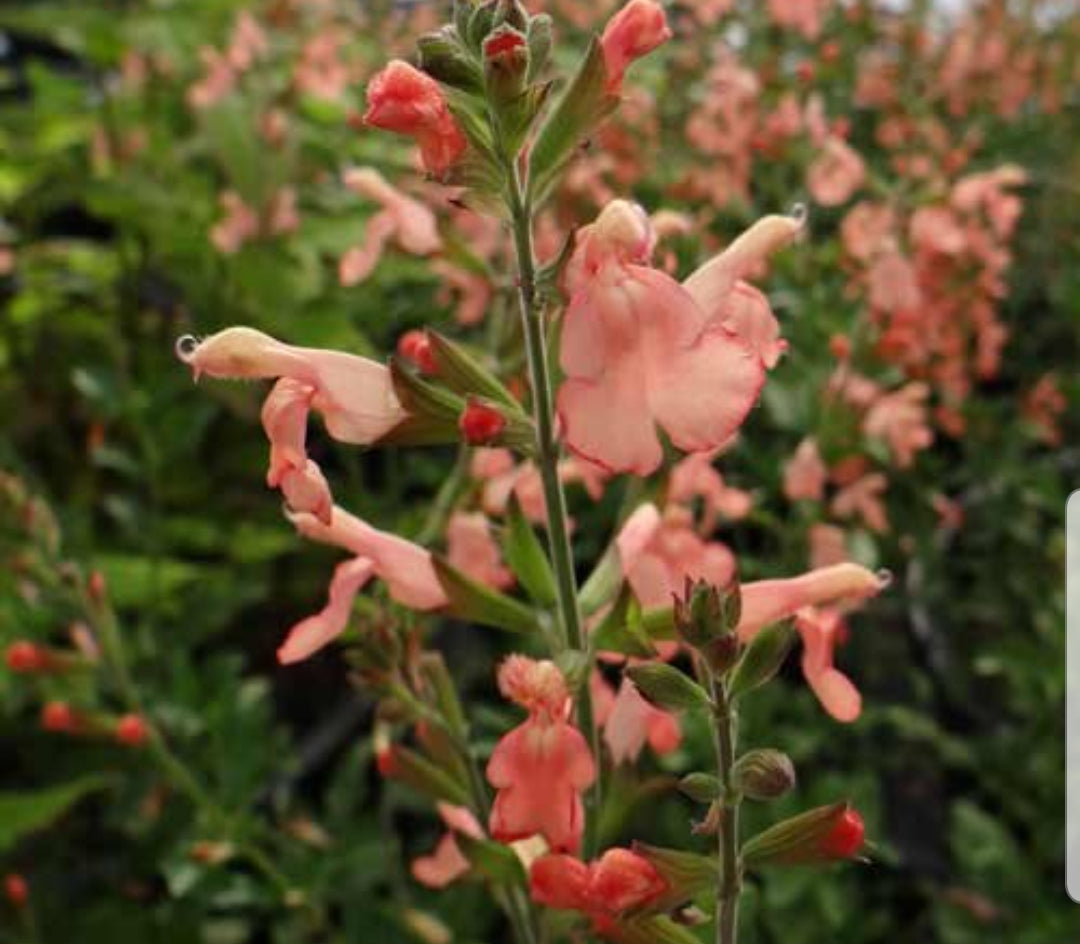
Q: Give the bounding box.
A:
[504,160,601,856]
[712,678,741,944]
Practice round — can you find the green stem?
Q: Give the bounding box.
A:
[504,160,601,857]
[711,678,741,944]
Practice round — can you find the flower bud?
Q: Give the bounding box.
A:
[731,749,796,801]
[677,772,721,804]
[742,802,865,869]
[589,848,668,914]
[673,578,740,650]
[3,873,28,908]
[483,25,529,102]
[398,330,438,375]
[364,60,467,177]
[5,641,45,673]
[459,399,507,445]
[115,713,151,748]
[417,26,483,93]
[40,701,80,734]
[599,0,672,93]
[630,842,717,908]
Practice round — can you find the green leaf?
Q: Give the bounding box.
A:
[528,37,619,206]
[426,330,521,410]
[625,663,712,714]
[618,915,707,944]
[589,593,656,658]
[385,746,470,806]
[728,622,797,701]
[501,496,558,606]
[380,359,463,447]
[0,776,110,853]
[631,842,719,912]
[432,555,542,634]
[458,834,527,884]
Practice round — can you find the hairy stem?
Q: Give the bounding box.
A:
[712,679,741,944]
[505,161,601,856]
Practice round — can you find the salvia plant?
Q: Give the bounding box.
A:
[162,3,895,942]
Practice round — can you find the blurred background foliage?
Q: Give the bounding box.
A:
[0,1,1078,943]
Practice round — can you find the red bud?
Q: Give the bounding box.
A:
[398,330,438,375]
[820,809,865,859]
[115,713,151,748]
[459,399,506,445]
[40,701,79,733]
[3,873,28,908]
[5,641,45,673]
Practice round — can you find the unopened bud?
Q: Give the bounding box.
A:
[731,749,796,801]
[459,398,507,445]
[398,329,438,375]
[674,578,740,649]
[742,802,865,869]
[189,841,235,865]
[418,26,483,93]
[5,641,46,673]
[87,570,107,604]
[483,25,529,102]
[3,873,28,908]
[40,701,80,734]
[115,713,151,748]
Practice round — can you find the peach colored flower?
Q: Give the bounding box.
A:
[288,505,447,612]
[261,378,333,522]
[602,676,681,765]
[808,523,848,569]
[411,803,485,890]
[783,438,827,503]
[863,383,934,468]
[364,60,467,177]
[209,191,259,255]
[794,607,862,722]
[530,849,667,926]
[276,557,374,664]
[446,512,513,590]
[487,658,596,853]
[558,202,799,475]
[339,168,442,285]
[600,0,672,93]
[187,47,235,110]
[831,473,889,533]
[737,563,886,642]
[807,138,866,207]
[176,327,407,446]
[669,453,752,532]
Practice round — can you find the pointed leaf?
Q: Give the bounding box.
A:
[728,623,797,700]
[433,555,542,634]
[625,663,711,714]
[501,496,557,606]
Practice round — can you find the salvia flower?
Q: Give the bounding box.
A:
[487,657,596,852]
[557,201,800,475]
[600,1,673,94]
[411,803,485,889]
[530,848,668,930]
[364,60,467,177]
[275,506,447,664]
[794,606,862,722]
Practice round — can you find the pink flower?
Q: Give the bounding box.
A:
[808,523,848,569]
[277,557,374,664]
[187,47,235,111]
[364,60,467,177]
[737,563,887,642]
[600,0,672,93]
[831,473,889,533]
[487,657,596,853]
[339,168,442,286]
[411,803,485,889]
[530,849,667,923]
[669,453,753,532]
[783,438,827,503]
[794,607,862,722]
[209,191,259,255]
[446,512,513,590]
[175,327,407,446]
[602,676,681,764]
[767,0,832,40]
[288,505,447,611]
[261,379,333,522]
[226,11,269,72]
[557,202,800,476]
[623,508,736,610]
[275,504,447,663]
[863,383,934,468]
[807,138,866,207]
